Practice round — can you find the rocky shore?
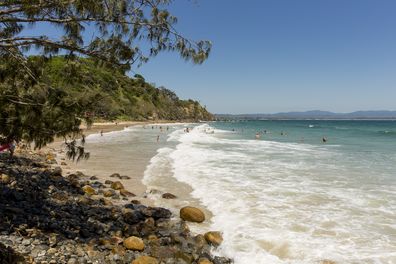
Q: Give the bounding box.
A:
[0,150,232,264]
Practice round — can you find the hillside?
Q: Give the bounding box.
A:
[37,56,213,121]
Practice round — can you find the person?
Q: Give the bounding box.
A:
[322,137,327,143]
[0,141,16,157]
[186,127,190,133]
[100,130,103,136]
[255,132,261,139]
[157,135,160,142]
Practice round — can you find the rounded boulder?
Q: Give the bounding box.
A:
[204,231,223,246]
[180,206,205,223]
[111,181,124,190]
[123,236,145,251]
[132,256,158,264]
[82,185,97,195]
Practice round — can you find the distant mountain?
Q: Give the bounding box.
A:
[216,110,396,120]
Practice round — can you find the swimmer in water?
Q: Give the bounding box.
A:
[322,137,327,143]
[255,132,261,139]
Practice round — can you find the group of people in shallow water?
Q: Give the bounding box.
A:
[236,129,327,143]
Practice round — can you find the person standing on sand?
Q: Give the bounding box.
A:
[100,130,103,136]
[0,141,16,157]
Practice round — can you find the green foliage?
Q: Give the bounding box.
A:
[0,55,213,150]
[0,0,211,68]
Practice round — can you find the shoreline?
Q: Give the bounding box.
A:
[48,121,182,207]
[0,124,231,263]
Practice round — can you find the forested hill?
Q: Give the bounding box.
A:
[34,56,213,121]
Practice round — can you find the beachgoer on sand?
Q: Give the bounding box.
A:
[0,141,16,157]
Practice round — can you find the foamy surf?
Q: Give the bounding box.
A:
[143,122,396,264]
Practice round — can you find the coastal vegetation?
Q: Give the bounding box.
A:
[0,0,212,155]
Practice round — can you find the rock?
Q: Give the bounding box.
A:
[52,167,62,176]
[103,190,115,197]
[120,175,131,180]
[123,208,145,224]
[123,236,145,251]
[195,234,207,249]
[61,161,67,166]
[180,206,205,223]
[204,231,223,246]
[82,185,97,195]
[75,171,85,177]
[111,245,126,256]
[131,256,158,264]
[110,236,123,245]
[104,180,113,185]
[141,206,172,219]
[198,259,213,264]
[320,261,337,264]
[119,189,136,197]
[111,181,124,190]
[67,258,78,264]
[175,251,193,263]
[0,174,11,184]
[90,176,98,180]
[131,200,141,204]
[162,193,177,199]
[110,173,120,178]
[102,199,113,206]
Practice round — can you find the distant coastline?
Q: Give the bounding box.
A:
[215,110,396,120]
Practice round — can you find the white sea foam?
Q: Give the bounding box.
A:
[143,124,396,263]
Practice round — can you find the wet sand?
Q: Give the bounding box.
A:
[47,121,182,206]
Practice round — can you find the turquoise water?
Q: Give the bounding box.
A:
[143,120,396,264]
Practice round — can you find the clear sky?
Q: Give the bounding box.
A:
[134,0,396,114]
[26,0,396,114]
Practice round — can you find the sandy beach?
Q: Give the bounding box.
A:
[48,121,191,207]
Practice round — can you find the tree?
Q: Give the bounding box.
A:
[0,0,211,160]
[0,0,211,68]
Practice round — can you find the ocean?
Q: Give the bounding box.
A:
[86,120,396,264]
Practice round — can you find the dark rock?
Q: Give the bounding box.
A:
[111,181,124,190]
[162,193,177,199]
[123,209,145,224]
[141,207,171,220]
[52,167,62,176]
[119,189,135,197]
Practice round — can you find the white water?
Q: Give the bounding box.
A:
[144,124,396,264]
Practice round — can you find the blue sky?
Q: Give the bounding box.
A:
[27,0,396,114]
